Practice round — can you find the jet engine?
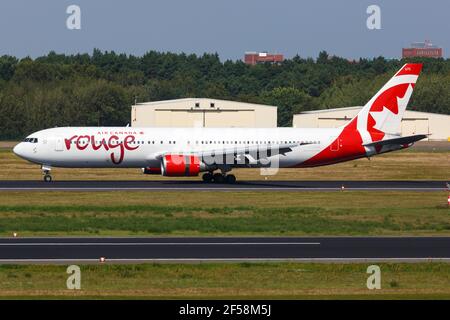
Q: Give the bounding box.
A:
[160,154,201,176]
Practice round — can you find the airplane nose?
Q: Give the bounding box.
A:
[13,143,26,158]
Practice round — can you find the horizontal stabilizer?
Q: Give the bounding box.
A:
[363,134,427,148]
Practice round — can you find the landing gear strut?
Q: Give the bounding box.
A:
[42,165,52,182]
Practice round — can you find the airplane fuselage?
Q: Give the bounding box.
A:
[14,126,357,169]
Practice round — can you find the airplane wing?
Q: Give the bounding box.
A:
[155,142,303,167]
[363,134,427,148]
[198,143,299,165]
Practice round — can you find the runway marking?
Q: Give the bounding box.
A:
[0,242,321,246]
[0,187,444,191]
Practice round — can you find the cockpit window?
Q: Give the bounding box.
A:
[23,138,38,143]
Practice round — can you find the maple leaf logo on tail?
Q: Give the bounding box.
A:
[351,63,423,144]
[367,82,414,141]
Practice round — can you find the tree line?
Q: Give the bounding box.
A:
[0,49,448,139]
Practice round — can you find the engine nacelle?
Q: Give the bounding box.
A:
[142,167,162,175]
[161,154,201,176]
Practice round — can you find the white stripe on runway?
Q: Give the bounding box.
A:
[0,187,444,191]
[0,242,320,246]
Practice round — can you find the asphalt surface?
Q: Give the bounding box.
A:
[0,237,448,263]
[0,180,447,191]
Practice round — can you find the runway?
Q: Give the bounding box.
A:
[0,237,448,263]
[0,180,447,191]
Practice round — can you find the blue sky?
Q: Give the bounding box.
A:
[0,0,448,60]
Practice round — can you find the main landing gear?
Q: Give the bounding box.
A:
[202,172,236,184]
[42,165,52,182]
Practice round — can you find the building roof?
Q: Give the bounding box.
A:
[135,98,277,109]
[410,41,439,49]
[297,106,449,117]
[299,106,363,114]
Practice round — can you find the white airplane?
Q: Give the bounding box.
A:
[13,63,426,183]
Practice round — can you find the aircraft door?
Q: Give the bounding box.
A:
[55,136,64,151]
[330,136,340,152]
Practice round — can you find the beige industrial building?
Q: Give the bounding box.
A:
[293,107,450,141]
[131,98,277,128]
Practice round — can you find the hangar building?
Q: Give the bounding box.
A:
[131,98,277,128]
[293,107,450,141]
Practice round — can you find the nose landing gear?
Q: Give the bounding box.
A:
[42,165,52,182]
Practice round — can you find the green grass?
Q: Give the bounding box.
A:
[0,263,449,299]
[0,191,448,236]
